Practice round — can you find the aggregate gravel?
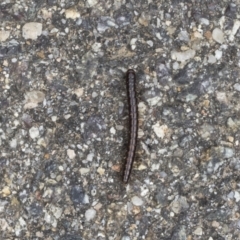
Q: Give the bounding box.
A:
[1,0,240,239]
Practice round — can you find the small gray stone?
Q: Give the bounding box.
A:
[70,185,86,205]
[170,196,189,214]
[178,30,189,42]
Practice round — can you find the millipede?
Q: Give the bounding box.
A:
[123,69,138,183]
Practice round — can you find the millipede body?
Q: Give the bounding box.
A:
[123,69,138,183]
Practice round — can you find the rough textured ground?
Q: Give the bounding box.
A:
[1,0,240,239]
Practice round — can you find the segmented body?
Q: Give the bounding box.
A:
[123,69,138,183]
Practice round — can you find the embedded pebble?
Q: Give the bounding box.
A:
[170,196,189,214]
[216,92,228,104]
[24,91,45,109]
[210,146,235,159]
[146,96,161,106]
[131,196,144,206]
[234,191,240,202]
[138,12,149,27]
[97,167,105,176]
[152,123,168,139]
[212,28,224,44]
[85,208,96,221]
[29,127,40,139]
[86,0,98,7]
[67,149,76,159]
[185,93,198,102]
[37,138,47,147]
[171,49,196,62]
[22,22,42,40]
[199,18,210,25]
[73,88,84,97]
[87,153,94,161]
[25,91,45,103]
[233,83,240,91]
[70,186,86,205]
[193,227,203,236]
[208,55,216,64]
[97,16,118,33]
[227,118,238,129]
[1,187,11,197]
[229,20,240,41]
[65,8,80,19]
[51,206,63,219]
[178,30,189,42]
[9,139,17,148]
[0,30,10,42]
[215,50,222,60]
[80,168,90,175]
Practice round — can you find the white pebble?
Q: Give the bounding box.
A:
[130,38,137,46]
[85,208,96,221]
[215,50,222,60]
[186,93,197,102]
[73,88,84,97]
[110,127,116,134]
[147,96,161,106]
[212,28,224,44]
[24,91,45,109]
[91,42,101,52]
[199,18,209,25]
[172,61,179,70]
[0,30,10,42]
[29,127,39,139]
[171,49,196,62]
[229,20,240,41]
[130,38,137,50]
[147,40,153,47]
[67,149,76,159]
[22,22,42,40]
[87,153,94,161]
[216,92,228,104]
[80,168,90,175]
[234,191,240,202]
[92,92,98,98]
[131,196,144,206]
[86,0,98,7]
[37,138,47,147]
[224,147,234,158]
[65,8,80,19]
[152,123,168,139]
[208,54,216,64]
[9,139,17,148]
[193,227,203,236]
[233,83,240,92]
[51,206,63,219]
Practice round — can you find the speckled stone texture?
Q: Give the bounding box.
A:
[1,0,240,239]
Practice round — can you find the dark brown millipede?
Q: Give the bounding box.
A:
[123,69,138,183]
